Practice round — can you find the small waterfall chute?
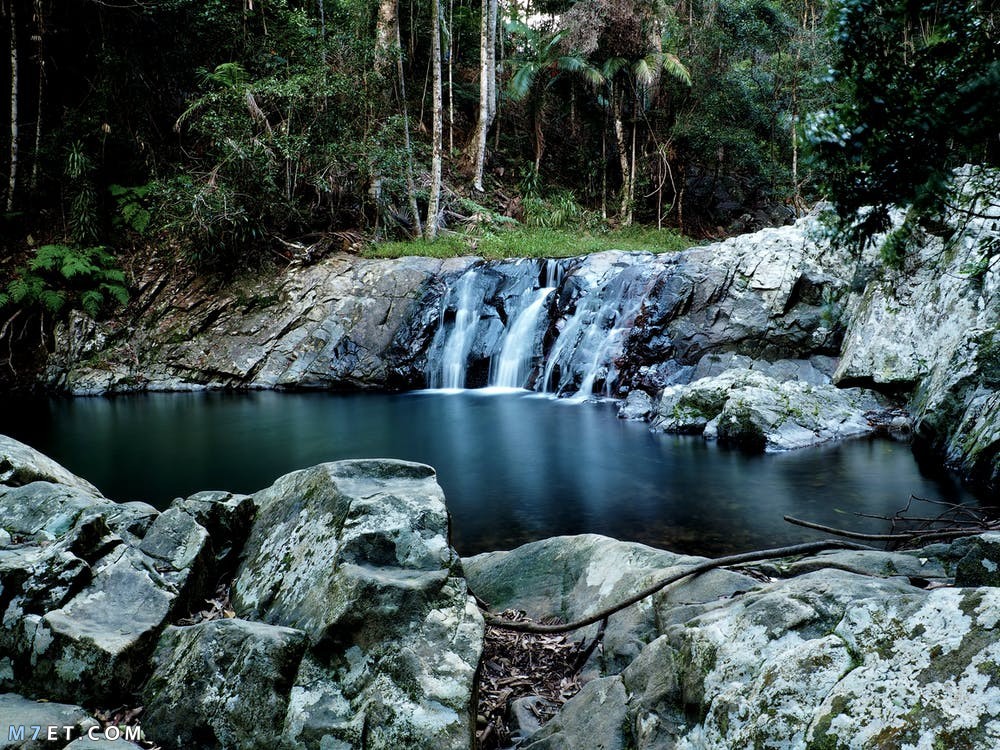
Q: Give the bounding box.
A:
[426,270,485,390]
[541,260,655,398]
[490,287,555,389]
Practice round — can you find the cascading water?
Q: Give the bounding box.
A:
[544,259,564,289]
[426,271,484,389]
[541,260,656,398]
[490,287,554,388]
[573,291,650,398]
[425,255,655,397]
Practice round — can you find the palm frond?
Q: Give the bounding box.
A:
[508,63,540,100]
[662,53,691,86]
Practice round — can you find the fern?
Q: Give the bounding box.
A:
[80,290,103,317]
[2,244,129,323]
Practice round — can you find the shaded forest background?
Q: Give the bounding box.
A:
[0,0,996,335]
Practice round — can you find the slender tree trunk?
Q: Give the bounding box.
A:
[493,2,502,152]
[374,0,398,75]
[627,119,637,226]
[447,0,453,153]
[30,0,42,191]
[532,96,545,175]
[425,0,443,239]
[396,8,422,235]
[613,91,631,224]
[7,1,18,212]
[601,124,607,220]
[472,0,498,191]
[486,0,497,120]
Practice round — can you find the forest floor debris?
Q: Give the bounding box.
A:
[476,610,597,750]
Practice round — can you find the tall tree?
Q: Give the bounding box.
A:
[471,0,498,190]
[807,0,999,248]
[396,1,422,234]
[425,0,444,239]
[6,0,18,212]
[506,21,602,177]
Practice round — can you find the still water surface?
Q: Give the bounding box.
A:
[0,390,981,556]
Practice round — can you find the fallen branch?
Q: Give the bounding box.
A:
[481,539,872,634]
[784,515,996,544]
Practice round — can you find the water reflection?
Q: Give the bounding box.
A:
[0,390,980,556]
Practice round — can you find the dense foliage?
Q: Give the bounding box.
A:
[806,0,999,248]
[0,0,996,332]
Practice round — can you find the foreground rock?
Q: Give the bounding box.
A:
[465,535,757,674]
[1,436,482,750]
[471,534,1000,750]
[225,460,483,750]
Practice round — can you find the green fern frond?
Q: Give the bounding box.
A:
[662,53,691,86]
[39,289,66,314]
[80,290,104,318]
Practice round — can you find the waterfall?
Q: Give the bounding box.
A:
[490,287,554,388]
[424,255,654,397]
[426,271,484,389]
[544,259,564,289]
[573,292,648,398]
[541,262,654,398]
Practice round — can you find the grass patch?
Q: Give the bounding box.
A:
[362,226,695,260]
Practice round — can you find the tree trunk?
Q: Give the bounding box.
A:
[486,0,497,121]
[613,91,630,224]
[396,6,422,235]
[627,118,637,226]
[7,1,18,212]
[447,0,453,153]
[30,0,42,191]
[374,0,398,75]
[425,0,443,239]
[472,0,498,191]
[532,96,545,175]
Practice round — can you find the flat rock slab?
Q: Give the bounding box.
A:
[0,437,100,496]
[35,545,182,704]
[465,534,757,673]
[0,693,98,749]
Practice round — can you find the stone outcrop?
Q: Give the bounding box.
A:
[647,368,882,451]
[44,255,476,395]
[834,169,1000,490]
[469,532,1000,750]
[228,460,483,750]
[0,435,482,750]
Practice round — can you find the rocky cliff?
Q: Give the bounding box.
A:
[42,170,999,488]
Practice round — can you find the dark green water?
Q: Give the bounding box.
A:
[0,390,980,556]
